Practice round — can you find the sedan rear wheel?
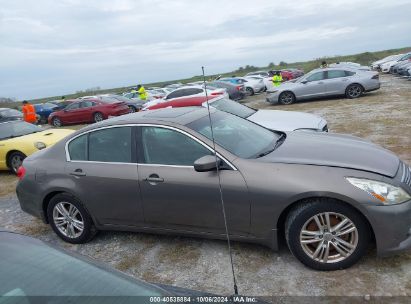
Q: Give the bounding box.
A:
[285,199,370,270]
[246,87,254,96]
[345,84,363,99]
[48,193,97,244]
[278,91,296,105]
[7,151,26,174]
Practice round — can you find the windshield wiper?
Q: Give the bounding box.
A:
[257,133,286,158]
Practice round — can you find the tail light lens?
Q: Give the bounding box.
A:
[211,92,223,96]
[236,85,242,91]
[372,74,379,80]
[17,166,26,180]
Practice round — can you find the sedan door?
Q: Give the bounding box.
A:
[61,102,84,124]
[293,71,326,99]
[65,126,144,226]
[323,70,351,95]
[136,125,251,236]
[79,101,96,123]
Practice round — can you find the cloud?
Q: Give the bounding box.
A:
[0,0,410,99]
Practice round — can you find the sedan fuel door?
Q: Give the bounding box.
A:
[294,71,327,99]
[136,125,250,236]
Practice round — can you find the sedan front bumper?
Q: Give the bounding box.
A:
[364,199,411,256]
[266,91,281,104]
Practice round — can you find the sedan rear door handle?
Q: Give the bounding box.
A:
[70,169,86,176]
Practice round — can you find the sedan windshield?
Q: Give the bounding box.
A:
[0,121,42,140]
[209,98,256,119]
[0,109,22,117]
[187,111,280,158]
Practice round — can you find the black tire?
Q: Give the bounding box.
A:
[345,84,364,99]
[7,151,26,174]
[47,193,97,244]
[285,199,370,271]
[278,91,296,105]
[246,87,254,96]
[52,117,62,127]
[128,106,137,113]
[93,112,104,122]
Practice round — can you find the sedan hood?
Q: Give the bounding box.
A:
[247,110,326,131]
[259,132,399,177]
[11,129,75,146]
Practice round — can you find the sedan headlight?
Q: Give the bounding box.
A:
[34,142,47,150]
[346,177,411,205]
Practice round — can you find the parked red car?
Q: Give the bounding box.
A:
[48,98,130,127]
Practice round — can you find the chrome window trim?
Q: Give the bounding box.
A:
[65,123,237,170]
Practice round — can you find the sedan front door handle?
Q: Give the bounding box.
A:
[144,174,164,184]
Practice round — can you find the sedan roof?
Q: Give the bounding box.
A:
[86,107,215,130]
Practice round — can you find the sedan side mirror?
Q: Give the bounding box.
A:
[194,155,221,172]
[301,80,308,84]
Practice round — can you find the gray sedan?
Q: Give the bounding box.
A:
[16,108,411,270]
[267,68,381,105]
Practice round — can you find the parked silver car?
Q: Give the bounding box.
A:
[16,107,411,271]
[266,68,380,105]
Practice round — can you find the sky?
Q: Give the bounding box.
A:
[1,0,410,100]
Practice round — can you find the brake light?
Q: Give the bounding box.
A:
[211,92,223,95]
[236,85,242,91]
[17,166,26,180]
[372,74,379,80]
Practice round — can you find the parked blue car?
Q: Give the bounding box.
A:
[34,102,58,124]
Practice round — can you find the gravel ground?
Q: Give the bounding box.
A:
[0,74,410,297]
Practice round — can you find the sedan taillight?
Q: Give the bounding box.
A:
[371,74,379,80]
[17,166,26,180]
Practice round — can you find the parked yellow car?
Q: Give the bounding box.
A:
[0,120,74,173]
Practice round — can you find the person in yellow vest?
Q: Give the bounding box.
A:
[136,85,147,101]
[272,71,283,87]
[21,100,37,124]
[320,61,328,68]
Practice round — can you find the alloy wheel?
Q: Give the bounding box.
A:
[94,113,103,122]
[11,155,24,173]
[348,85,362,98]
[53,117,61,127]
[52,202,84,239]
[280,92,294,104]
[299,212,358,263]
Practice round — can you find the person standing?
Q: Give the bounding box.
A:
[272,71,283,87]
[320,61,328,68]
[21,100,37,124]
[136,84,147,101]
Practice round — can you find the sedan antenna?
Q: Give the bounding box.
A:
[201,66,239,295]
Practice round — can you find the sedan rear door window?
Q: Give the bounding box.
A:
[140,127,212,166]
[68,134,87,161]
[326,70,347,79]
[88,127,132,163]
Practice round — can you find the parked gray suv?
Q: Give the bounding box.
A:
[16,108,411,271]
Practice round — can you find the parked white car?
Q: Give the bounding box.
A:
[371,54,403,70]
[380,53,411,73]
[239,77,266,95]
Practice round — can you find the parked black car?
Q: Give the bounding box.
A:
[0,230,219,299]
[208,81,245,101]
[0,108,23,122]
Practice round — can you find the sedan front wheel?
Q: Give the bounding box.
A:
[285,199,370,270]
